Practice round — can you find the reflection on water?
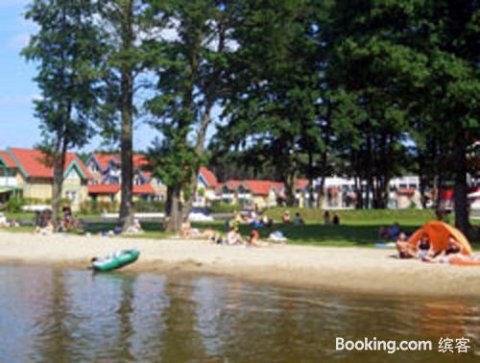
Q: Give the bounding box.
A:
[0,265,479,362]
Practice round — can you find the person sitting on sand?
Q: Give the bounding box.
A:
[125,218,144,235]
[35,220,54,236]
[226,226,244,245]
[293,212,305,226]
[247,229,260,247]
[415,233,435,260]
[445,236,464,255]
[396,232,415,259]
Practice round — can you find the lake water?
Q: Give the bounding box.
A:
[0,265,479,362]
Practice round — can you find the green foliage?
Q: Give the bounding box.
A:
[22,0,101,150]
[134,200,166,213]
[22,0,103,223]
[208,201,240,214]
[79,200,118,215]
[2,197,26,213]
[213,0,322,204]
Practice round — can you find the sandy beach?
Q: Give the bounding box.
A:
[1,231,480,298]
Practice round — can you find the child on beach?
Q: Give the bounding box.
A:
[226,226,244,245]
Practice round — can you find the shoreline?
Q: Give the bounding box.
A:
[1,231,480,298]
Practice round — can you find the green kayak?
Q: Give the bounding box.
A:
[92,248,140,272]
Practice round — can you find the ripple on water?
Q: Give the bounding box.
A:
[0,264,479,362]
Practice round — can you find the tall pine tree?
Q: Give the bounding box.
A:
[23,0,102,226]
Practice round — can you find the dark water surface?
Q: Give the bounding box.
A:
[0,264,479,362]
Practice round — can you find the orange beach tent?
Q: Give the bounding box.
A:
[407,221,472,255]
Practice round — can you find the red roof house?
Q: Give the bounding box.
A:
[88,183,156,197]
[7,147,91,180]
[0,150,16,169]
[222,179,283,196]
[198,167,218,188]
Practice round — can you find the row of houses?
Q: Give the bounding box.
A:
[0,147,332,211]
[0,148,204,210]
[0,147,449,212]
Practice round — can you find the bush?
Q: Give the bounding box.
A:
[3,197,26,213]
[79,200,118,215]
[134,200,165,213]
[208,201,240,214]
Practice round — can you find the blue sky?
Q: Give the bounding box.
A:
[0,0,157,152]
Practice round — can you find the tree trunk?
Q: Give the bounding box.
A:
[182,108,213,222]
[453,139,470,237]
[51,139,68,229]
[307,150,314,208]
[165,186,183,233]
[119,0,135,231]
[283,154,297,207]
[354,176,362,209]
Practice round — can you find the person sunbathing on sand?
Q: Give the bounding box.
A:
[422,236,470,263]
[180,221,214,240]
[398,233,433,260]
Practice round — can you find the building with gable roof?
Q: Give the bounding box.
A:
[86,153,165,202]
[0,147,91,210]
[194,166,219,206]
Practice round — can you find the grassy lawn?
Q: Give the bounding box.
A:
[264,208,437,225]
[82,221,169,240]
[1,209,478,248]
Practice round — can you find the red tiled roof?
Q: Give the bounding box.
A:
[8,148,91,179]
[296,179,309,190]
[92,153,151,171]
[88,183,156,195]
[0,150,16,168]
[133,184,155,195]
[88,184,120,194]
[223,179,283,196]
[199,167,218,188]
[133,155,150,168]
[92,153,118,170]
